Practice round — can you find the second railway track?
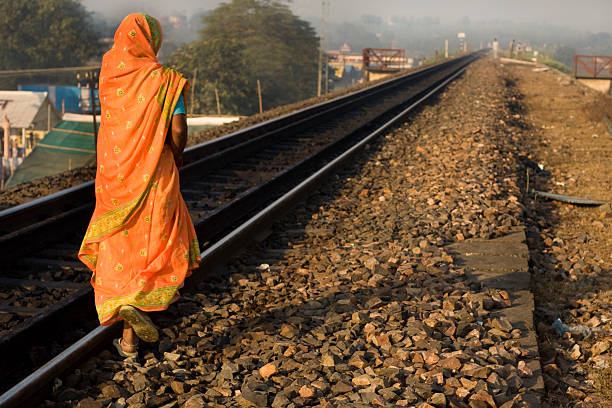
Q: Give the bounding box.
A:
[0,52,481,406]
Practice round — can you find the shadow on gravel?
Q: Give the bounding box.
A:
[115,72,543,406]
[46,77,468,407]
[50,64,557,406]
[135,94,501,405]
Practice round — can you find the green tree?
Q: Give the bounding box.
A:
[168,0,319,115]
[553,45,577,68]
[170,39,254,114]
[0,0,101,70]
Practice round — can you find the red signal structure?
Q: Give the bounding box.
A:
[573,55,612,79]
[362,48,407,72]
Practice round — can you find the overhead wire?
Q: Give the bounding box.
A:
[0,66,100,77]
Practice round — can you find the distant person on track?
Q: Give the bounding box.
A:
[78,13,200,358]
[493,38,499,59]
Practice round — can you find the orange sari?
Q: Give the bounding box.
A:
[78,13,200,325]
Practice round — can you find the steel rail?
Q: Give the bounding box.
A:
[0,66,101,77]
[0,53,479,408]
[195,62,476,273]
[0,325,120,407]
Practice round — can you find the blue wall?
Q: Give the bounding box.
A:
[18,85,99,114]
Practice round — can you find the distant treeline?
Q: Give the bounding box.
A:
[318,15,612,65]
[167,0,319,116]
[3,0,611,113]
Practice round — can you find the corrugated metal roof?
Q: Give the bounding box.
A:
[0,90,49,128]
[37,120,96,154]
[5,147,96,187]
[5,119,98,187]
[62,112,102,122]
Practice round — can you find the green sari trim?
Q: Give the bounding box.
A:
[97,285,179,321]
[139,13,162,54]
[85,179,154,240]
[82,253,98,268]
[188,237,200,266]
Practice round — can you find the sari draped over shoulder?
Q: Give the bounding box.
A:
[78,13,200,325]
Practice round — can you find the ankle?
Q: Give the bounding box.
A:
[121,338,138,351]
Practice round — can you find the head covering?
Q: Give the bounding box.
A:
[80,13,189,255]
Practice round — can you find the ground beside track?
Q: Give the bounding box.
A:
[36,58,550,408]
[502,62,612,407]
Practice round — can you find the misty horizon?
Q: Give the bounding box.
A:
[81,0,612,34]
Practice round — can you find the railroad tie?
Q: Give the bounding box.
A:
[0,305,46,316]
[0,277,87,290]
[17,258,88,270]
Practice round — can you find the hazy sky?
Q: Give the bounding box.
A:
[82,0,612,33]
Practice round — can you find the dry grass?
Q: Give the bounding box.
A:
[581,94,612,123]
[507,63,612,406]
[595,367,612,403]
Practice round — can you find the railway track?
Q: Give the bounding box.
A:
[0,52,481,407]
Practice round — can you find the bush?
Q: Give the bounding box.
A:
[542,60,572,74]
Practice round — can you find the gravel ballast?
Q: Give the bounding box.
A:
[40,58,545,408]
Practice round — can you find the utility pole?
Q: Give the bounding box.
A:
[324,0,330,94]
[493,38,499,59]
[89,76,98,144]
[77,71,99,146]
[257,80,263,114]
[317,0,328,97]
[325,60,329,94]
[215,88,221,116]
[317,45,322,97]
[1,115,10,190]
[190,68,198,115]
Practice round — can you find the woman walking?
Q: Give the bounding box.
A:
[79,13,200,357]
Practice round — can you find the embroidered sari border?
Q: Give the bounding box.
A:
[96,284,179,321]
[85,175,155,240]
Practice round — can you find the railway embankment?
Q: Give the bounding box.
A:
[0,56,604,408]
[2,55,477,406]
